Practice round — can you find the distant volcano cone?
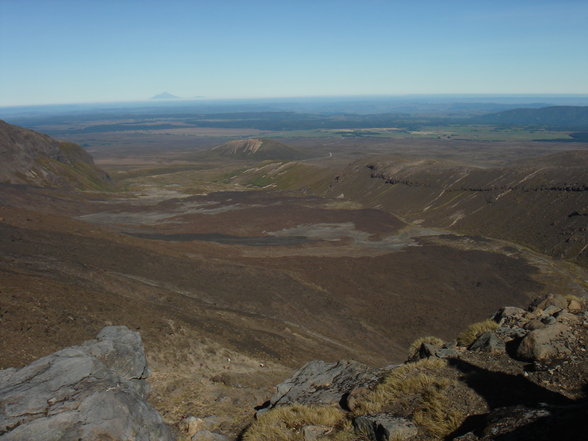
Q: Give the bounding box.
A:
[151,92,179,100]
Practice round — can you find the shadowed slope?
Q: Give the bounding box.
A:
[0,120,111,190]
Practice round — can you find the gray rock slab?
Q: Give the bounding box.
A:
[269,360,381,407]
[469,332,505,354]
[0,326,174,441]
[416,342,458,360]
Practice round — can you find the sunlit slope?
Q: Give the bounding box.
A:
[208,138,310,161]
[327,152,587,265]
[234,151,587,265]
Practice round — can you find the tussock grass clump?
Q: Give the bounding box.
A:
[456,319,499,347]
[408,336,444,360]
[353,358,463,438]
[243,404,347,441]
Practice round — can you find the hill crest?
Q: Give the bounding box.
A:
[209,138,308,161]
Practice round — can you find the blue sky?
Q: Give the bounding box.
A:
[1,0,587,106]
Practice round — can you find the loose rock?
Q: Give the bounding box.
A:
[567,299,583,313]
[516,323,573,361]
[529,294,568,313]
[180,416,205,437]
[524,319,545,331]
[468,331,505,354]
[353,414,418,441]
[494,306,526,324]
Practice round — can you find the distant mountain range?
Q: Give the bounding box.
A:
[4,101,588,136]
[472,106,588,130]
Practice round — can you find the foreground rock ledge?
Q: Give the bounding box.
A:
[0,326,174,441]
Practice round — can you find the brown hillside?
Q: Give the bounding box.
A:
[0,120,111,190]
[322,152,588,265]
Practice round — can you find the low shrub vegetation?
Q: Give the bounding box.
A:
[456,319,498,347]
[352,358,464,438]
[407,336,445,360]
[243,359,471,440]
[243,404,347,441]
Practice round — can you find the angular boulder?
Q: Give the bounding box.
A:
[529,294,568,313]
[414,342,458,360]
[353,415,417,441]
[269,360,381,408]
[468,332,505,354]
[0,326,174,441]
[494,306,526,325]
[516,323,573,361]
[567,299,584,313]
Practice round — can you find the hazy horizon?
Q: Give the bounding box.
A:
[3,93,588,111]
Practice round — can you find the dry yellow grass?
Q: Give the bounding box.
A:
[352,358,463,439]
[242,404,347,441]
[328,420,357,441]
[456,319,499,347]
[408,336,445,360]
[243,357,471,440]
[353,358,446,415]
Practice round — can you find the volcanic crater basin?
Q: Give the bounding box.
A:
[2,183,588,441]
[2,185,587,405]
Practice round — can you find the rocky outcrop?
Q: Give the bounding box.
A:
[0,326,173,441]
[268,360,382,408]
[493,294,585,363]
[246,294,587,441]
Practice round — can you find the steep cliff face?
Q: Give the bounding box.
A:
[324,152,588,265]
[0,120,111,190]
